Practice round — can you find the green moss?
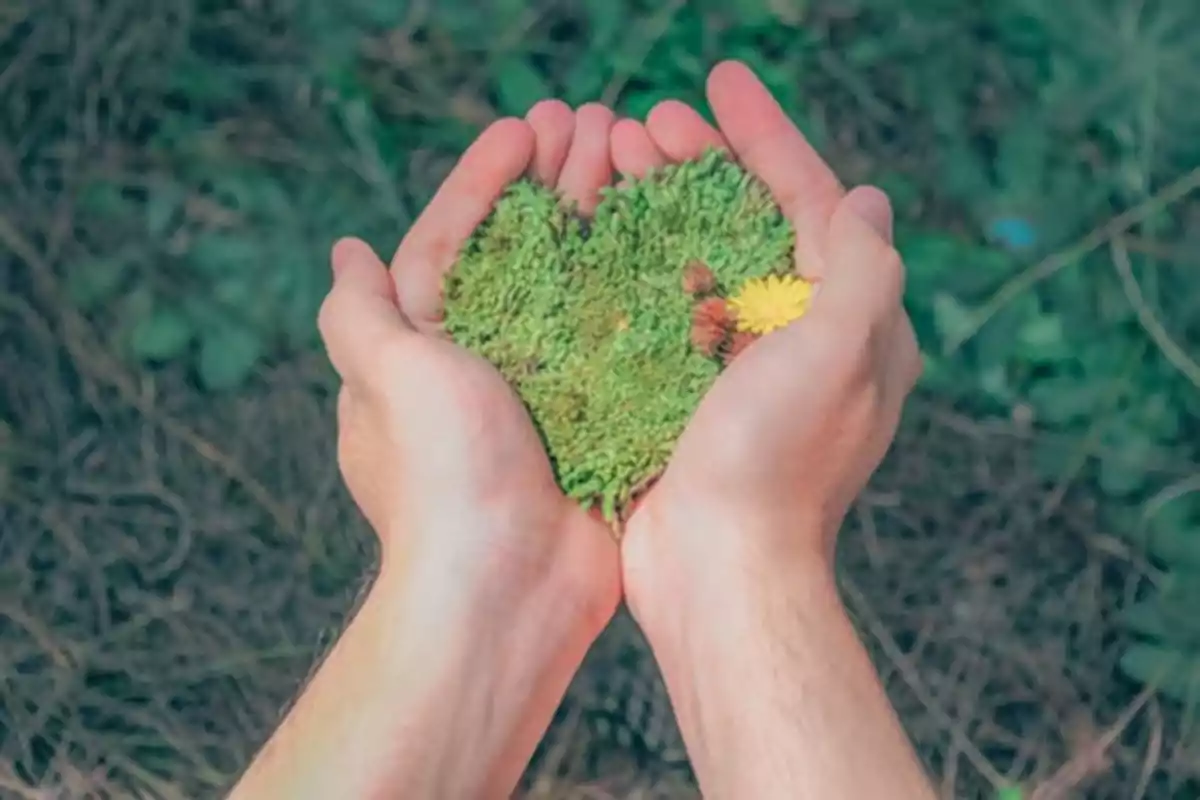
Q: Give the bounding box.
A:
[444,150,794,522]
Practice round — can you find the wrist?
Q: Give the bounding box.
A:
[360,520,616,797]
[629,529,843,671]
[623,490,838,641]
[379,494,618,638]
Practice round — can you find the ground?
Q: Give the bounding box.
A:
[2,1,1199,798]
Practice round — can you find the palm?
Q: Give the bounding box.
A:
[386,102,624,577]
[612,62,853,581]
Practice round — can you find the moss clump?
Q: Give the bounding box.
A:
[444,150,797,525]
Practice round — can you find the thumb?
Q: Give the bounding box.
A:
[318,237,413,383]
[841,184,893,243]
[813,186,904,324]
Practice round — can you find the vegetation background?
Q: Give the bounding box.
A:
[1,0,1199,797]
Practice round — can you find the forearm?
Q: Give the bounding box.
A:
[229,558,603,800]
[641,547,934,799]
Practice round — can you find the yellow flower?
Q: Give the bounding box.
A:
[728,274,815,335]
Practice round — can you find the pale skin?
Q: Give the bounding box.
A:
[228,60,936,800]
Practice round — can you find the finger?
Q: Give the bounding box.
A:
[392,117,535,331]
[556,102,615,215]
[814,186,904,330]
[644,100,727,162]
[841,183,894,245]
[864,313,922,483]
[706,60,844,277]
[611,118,667,179]
[887,313,923,396]
[526,100,575,186]
[320,237,413,384]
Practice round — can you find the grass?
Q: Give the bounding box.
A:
[2,0,1199,797]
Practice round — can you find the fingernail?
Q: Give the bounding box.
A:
[844,186,894,243]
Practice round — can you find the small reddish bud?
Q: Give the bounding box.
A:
[682,261,716,295]
[690,318,725,356]
[693,297,729,329]
[690,297,732,356]
[722,331,759,365]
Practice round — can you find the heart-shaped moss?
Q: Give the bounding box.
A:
[444,150,812,526]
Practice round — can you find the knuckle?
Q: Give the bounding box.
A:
[800,314,853,357]
[905,338,924,390]
[801,317,879,395]
[877,245,906,301]
[316,286,345,343]
[900,346,921,387]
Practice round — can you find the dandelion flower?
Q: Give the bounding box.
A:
[728,274,814,335]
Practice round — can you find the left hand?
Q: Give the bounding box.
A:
[319,102,622,629]
[611,61,920,628]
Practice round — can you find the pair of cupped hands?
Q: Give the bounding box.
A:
[318,61,921,646]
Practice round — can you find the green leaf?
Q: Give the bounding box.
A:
[189,232,262,277]
[1099,454,1151,497]
[213,273,255,309]
[1139,392,1182,440]
[129,306,194,362]
[1120,600,1173,640]
[197,322,264,390]
[931,291,974,348]
[726,0,775,27]
[563,53,609,106]
[1026,375,1099,426]
[1016,312,1068,363]
[583,0,624,48]
[1032,435,1077,481]
[1145,500,1200,569]
[994,117,1050,199]
[494,57,550,116]
[282,262,326,344]
[1099,419,1157,496]
[915,351,950,390]
[1121,573,1200,649]
[973,291,1041,373]
[978,364,1012,402]
[1118,642,1200,705]
[939,142,990,205]
[898,231,965,296]
[77,180,130,219]
[875,172,922,218]
[66,255,133,311]
[346,0,411,27]
[146,185,184,239]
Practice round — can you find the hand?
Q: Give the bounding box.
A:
[614,61,922,616]
[607,62,934,800]
[319,103,622,632]
[232,104,626,800]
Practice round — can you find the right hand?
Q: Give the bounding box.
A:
[317,102,623,630]
[614,61,922,622]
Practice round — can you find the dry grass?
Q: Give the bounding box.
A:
[2,1,1200,798]
[3,265,1200,798]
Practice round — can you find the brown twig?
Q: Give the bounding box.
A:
[1111,236,1200,391]
[944,166,1200,355]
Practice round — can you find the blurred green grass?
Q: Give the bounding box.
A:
[18,0,1199,505]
